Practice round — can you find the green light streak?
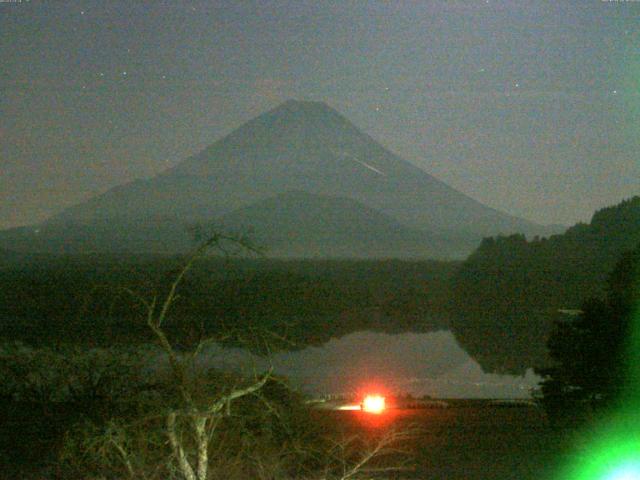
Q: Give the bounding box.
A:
[603,460,640,480]
[558,263,640,480]
[560,422,640,480]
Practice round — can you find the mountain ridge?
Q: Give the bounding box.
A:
[216,190,468,259]
[3,100,548,257]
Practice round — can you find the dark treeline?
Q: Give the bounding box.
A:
[451,196,640,374]
[537,242,640,424]
[2,196,638,374]
[0,256,455,350]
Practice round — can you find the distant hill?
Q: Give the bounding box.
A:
[217,191,470,259]
[449,196,640,374]
[0,100,545,258]
[0,191,472,259]
[0,218,196,255]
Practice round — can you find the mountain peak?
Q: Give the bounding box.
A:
[276,99,333,112]
[265,99,344,124]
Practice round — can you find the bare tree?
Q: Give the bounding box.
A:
[57,233,416,480]
[110,233,274,480]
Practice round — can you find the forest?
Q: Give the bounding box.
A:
[2,196,639,373]
[1,197,639,477]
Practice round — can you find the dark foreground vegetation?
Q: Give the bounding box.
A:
[1,397,566,480]
[1,239,423,479]
[0,345,416,479]
[332,405,565,480]
[1,197,638,477]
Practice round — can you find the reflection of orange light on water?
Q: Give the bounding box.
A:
[362,395,386,414]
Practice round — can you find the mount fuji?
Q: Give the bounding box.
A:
[0,100,546,258]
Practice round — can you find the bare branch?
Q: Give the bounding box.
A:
[108,436,137,480]
[167,411,197,480]
[190,333,232,361]
[331,427,417,480]
[194,415,208,480]
[210,369,273,415]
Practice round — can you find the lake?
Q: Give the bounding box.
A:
[202,330,541,398]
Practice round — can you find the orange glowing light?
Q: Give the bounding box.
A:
[362,395,386,414]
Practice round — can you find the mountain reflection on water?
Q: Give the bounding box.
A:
[202,330,540,399]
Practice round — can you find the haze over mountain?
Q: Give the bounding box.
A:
[1,100,550,258]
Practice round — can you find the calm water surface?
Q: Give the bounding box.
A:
[204,330,540,398]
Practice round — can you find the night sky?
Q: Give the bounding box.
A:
[2,0,639,230]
